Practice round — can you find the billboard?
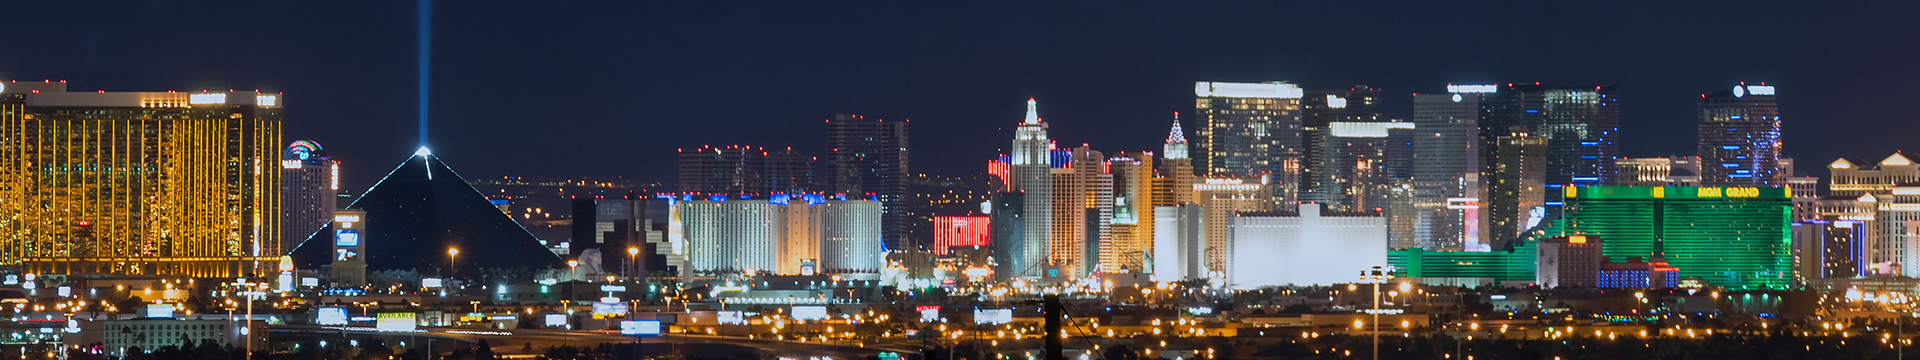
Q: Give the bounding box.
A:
[917,305,940,322]
[316,307,349,326]
[791,306,829,321]
[932,216,991,255]
[335,229,360,247]
[544,314,569,327]
[377,313,418,332]
[592,302,629,319]
[717,311,746,325]
[144,304,175,319]
[973,309,1012,325]
[620,320,662,336]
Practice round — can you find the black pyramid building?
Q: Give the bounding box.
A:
[289,149,564,272]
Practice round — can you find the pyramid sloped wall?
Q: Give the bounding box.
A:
[289,154,564,272]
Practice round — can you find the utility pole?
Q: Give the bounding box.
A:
[1044,294,1062,360]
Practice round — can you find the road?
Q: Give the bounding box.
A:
[271,325,916,359]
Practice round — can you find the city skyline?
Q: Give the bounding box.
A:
[2,1,1915,192]
[1,3,1918,360]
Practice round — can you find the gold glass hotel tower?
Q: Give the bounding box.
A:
[0,81,282,277]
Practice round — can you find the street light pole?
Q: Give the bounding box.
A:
[447,248,460,284]
[1359,266,1386,360]
[628,247,639,282]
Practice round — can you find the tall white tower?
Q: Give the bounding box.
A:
[1010,99,1053,278]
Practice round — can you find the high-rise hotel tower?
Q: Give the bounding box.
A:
[0,81,282,277]
[1697,83,1782,186]
[1008,99,1052,278]
[281,140,337,252]
[1195,82,1304,207]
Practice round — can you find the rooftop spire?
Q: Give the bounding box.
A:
[1166,112,1186,144]
[1163,112,1189,160]
[1023,98,1040,124]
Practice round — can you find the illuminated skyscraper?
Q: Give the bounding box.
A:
[825,114,909,250]
[1563,186,1792,290]
[1105,152,1155,273]
[1196,81,1304,206]
[1490,127,1548,246]
[0,81,282,277]
[1411,91,1485,250]
[1698,83,1782,186]
[1311,122,1414,213]
[1301,86,1379,205]
[818,199,883,275]
[281,140,339,253]
[1821,154,1920,277]
[1155,115,1195,207]
[1195,176,1269,275]
[1481,83,1619,227]
[1008,99,1053,278]
[1050,145,1110,277]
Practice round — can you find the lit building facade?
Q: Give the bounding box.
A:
[1301,86,1379,205]
[1614,158,1672,187]
[1669,156,1703,186]
[0,82,283,277]
[1562,186,1792,290]
[825,114,909,250]
[1825,154,1920,276]
[1049,145,1111,276]
[1481,84,1619,224]
[818,199,883,275]
[932,216,990,255]
[1196,81,1303,206]
[679,198,784,276]
[281,140,338,250]
[989,192,1027,279]
[1697,83,1782,186]
[1828,154,1918,197]
[676,195,882,278]
[1536,235,1602,288]
[1799,212,1868,281]
[1152,204,1204,281]
[1309,122,1411,212]
[905,173,998,248]
[1489,127,1548,246]
[1195,176,1269,275]
[1229,203,1387,288]
[1008,99,1053,279]
[1411,91,1486,250]
[1105,152,1155,273]
[1155,116,1196,207]
[1596,256,1679,289]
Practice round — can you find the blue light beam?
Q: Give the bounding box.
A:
[417,0,432,148]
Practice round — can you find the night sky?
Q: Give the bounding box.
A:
[5,1,1916,193]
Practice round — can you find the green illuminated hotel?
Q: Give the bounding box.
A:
[1563,186,1792,290]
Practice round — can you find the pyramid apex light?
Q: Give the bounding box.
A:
[415,147,433,157]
